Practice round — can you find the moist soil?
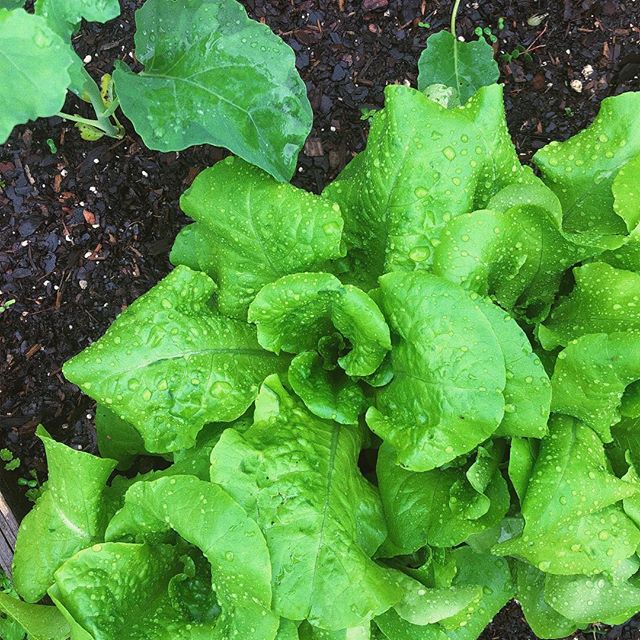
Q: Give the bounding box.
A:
[1,0,640,636]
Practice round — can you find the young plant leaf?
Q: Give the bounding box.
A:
[417,31,499,105]
[34,0,120,39]
[0,9,73,143]
[63,266,286,453]
[0,592,69,640]
[113,0,312,181]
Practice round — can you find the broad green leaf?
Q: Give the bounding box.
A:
[375,610,447,640]
[13,427,117,602]
[249,273,390,376]
[0,592,69,640]
[494,416,640,575]
[551,333,640,442]
[63,266,285,454]
[377,444,509,553]
[514,563,577,639]
[613,153,640,231]
[0,9,73,143]
[0,0,24,7]
[534,91,640,248]
[95,404,146,469]
[298,622,370,639]
[539,262,640,349]
[210,375,400,630]
[288,351,366,425]
[545,573,640,626]
[277,619,300,640]
[35,0,120,39]
[433,181,588,322]
[323,84,524,287]
[172,158,345,319]
[417,31,499,105]
[508,438,538,505]
[113,0,312,181]
[602,236,640,272]
[105,476,278,639]
[366,272,506,471]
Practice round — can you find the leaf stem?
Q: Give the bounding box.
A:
[56,112,122,138]
[450,0,462,93]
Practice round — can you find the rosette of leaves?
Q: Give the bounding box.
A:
[0,0,311,181]
[6,67,640,639]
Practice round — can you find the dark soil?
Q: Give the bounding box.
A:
[1,0,639,637]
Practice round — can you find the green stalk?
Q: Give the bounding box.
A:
[450,0,462,92]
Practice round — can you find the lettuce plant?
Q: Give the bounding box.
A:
[4,59,640,640]
[0,0,311,181]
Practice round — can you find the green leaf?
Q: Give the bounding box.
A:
[12,427,117,603]
[613,153,640,232]
[0,0,24,7]
[248,273,390,376]
[545,573,640,626]
[298,621,371,639]
[95,404,146,469]
[551,333,640,442]
[494,415,640,575]
[172,158,345,319]
[323,84,524,287]
[534,91,640,248]
[63,266,285,454]
[288,351,366,425]
[433,181,589,321]
[113,0,312,181]
[366,272,506,471]
[417,31,499,105]
[514,563,577,639]
[35,0,120,39]
[539,262,640,349]
[0,9,73,143]
[377,443,509,553]
[508,438,538,505]
[375,610,447,640]
[210,375,400,630]
[0,592,69,640]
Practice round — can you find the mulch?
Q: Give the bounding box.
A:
[1,0,639,637]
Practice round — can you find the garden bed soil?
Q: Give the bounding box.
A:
[1,0,639,636]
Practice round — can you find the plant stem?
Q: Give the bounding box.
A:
[56,111,121,138]
[451,0,462,91]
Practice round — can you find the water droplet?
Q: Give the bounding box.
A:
[443,146,456,161]
[409,246,430,263]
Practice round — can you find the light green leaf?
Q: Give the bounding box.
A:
[375,610,447,640]
[534,91,640,248]
[417,31,499,105]
[172,158,345,319]
[276,619,300,640]
[0,9,73,143]
[551,333,640,442]
[494,416,640,575]
[508,438,538,505]
[366,272,506,471]
[113,0,312,181]
[545,572,640,626]
[210,375,400,630]
[63,266,285,454]
[514,563,577,639]
[13,427,117,603]
[323,84,524,287]
[602,236,640,273]
[539,262,640,349]
[35,0,120,39]
[613,153,640,232]
[249,273,390,376]
[433,181,589,322]
[0,592,69,640]
[95,404,146,470]
[288,351,366,425]
[298,621,370,639]
[377,443,509,553]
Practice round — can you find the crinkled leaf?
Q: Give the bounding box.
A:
[172,158,345,319]
[63,266,284,453]
[366,272,506,471]
[0,9,73,143]
[539,262,640,349]
[534,92,640,248]
[551,333,640,442]
[113,0,312,181]
[323,84,524,287]
[0,592,69,640]
[249,273,390,376]
[377,443,509,553]
[288,351,366,425]
[515,563,577,639]
[545,573,640,626]
[417,31,499,105]
[13,427,117,602]
[433,181,589,321]
[494,416,640,575]
[210,375,400,630]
